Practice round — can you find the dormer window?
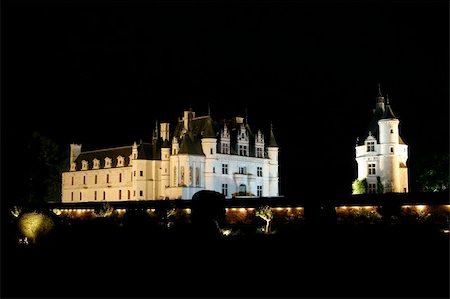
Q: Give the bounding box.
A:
[117,156,124,167]
[70,162,76,171]
[128,155,133,166]
[366,141,375,152]
[82,160,88,170]
[93,159,99,169]
[104,157,112,168]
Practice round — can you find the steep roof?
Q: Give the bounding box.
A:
[73,142,161,170]
[178,133,204,155]
[267,123,278,147]
[74,146,132,170]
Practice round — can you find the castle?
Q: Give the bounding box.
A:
[61,109,280,201]
[355,86,409,193]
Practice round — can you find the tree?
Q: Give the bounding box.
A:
[255,205,273,234]
[24,132,68,203]
[414,154,449,192]
[352,178,367,194]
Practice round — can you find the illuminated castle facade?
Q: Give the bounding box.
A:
[355,86,409,193]
[61,109,280,202]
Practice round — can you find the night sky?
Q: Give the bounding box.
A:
[3,1,449,199]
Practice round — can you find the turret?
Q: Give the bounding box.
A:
[201,116,217,157]
[267,123,278,162]
[172,136,179,155]
[70,144,82,164]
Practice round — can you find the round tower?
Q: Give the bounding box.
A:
[201,117,217,191]
[378,96,401,192]
[267,123,279,196]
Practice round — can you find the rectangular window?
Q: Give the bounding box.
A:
[368,183,376,194]
[239,167,246,174]
[367,141,375,152]
[106,174,110,183]
[239,145,247,156]
[128,190,131,199]
[119,173,122,183]
[83,176,86,185]
[140,170,143,177]
[71,177,74,185]
[140,190,143,197]
[368,163,376,175]
[222,143,229,154]
[134,171,136,177]
[119,190,122,200]
[210,148,213,155]
[256,148,263,158]
[257,185,262,197]
[103,191,106,200]
[257,167,263,177]
[222,184,228,197]
[222,164,228,174]
[213,167,215,173]
[94,191,97,201]
[71,192,74,201]
[80,192,82,201]
[95,175,97,184]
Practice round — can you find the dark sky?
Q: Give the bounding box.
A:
[2,0,449,197]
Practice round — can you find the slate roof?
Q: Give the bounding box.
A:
[74,146,132,170]
[73,142,161,170]
[358,93,405,145]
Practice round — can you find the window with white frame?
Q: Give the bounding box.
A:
[117,156,124,167]
[239,145,247,156]
[256,147,263,158]
[368,163,376,175]
[105,157,111,168]
[257,185,262,197]
[222,184,228,197]
[222,164,228,174]
[82,160,88,170]
[238,167,246,174]
[222,143,229,154]
[257,167,262,177]
[93,159,99,169]
[368,183,376,193]
[367,141,375,152]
